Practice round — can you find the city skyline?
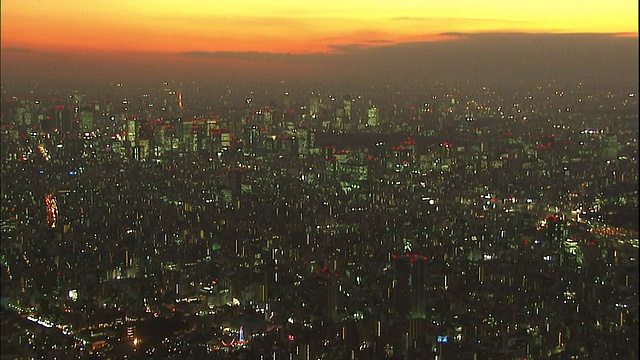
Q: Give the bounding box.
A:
[1,1,638,86]
[1,77,638,359]
[1,3,638,356]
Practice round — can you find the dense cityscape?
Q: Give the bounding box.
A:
[0,79,638,359]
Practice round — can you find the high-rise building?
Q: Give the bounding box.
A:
[79,109,94,132]
[602,135,618,160]
[544,214,568,250]
[309,93,321,118]
[342,95,352,124]
[393,255,429,318]
[367,106,379,127]
[126,119,136,143]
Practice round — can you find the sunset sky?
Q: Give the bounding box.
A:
[1,0,638,86]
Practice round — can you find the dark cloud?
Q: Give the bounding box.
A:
[326,44,368,53]
[1,47,36,53]
[1,47,53,55]
[1,33,637,89]
[322,32,639,87]
[180,50,309,60]
[364,39,394,44]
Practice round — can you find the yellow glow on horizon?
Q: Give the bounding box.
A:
[1,0,637,55]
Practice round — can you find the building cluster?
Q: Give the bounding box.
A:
[1,81,638,359]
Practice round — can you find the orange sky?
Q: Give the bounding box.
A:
[1,1,638,86]
[2,0,638,55]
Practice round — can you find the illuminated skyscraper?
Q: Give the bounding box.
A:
[367,104,379,127]
[309,93,321,118]
[393,254,429,318]
[342,95,352,123]
[79,108,94,132]
[602,134,618,160]
[544,214,568,250]
[127,118,136,143]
